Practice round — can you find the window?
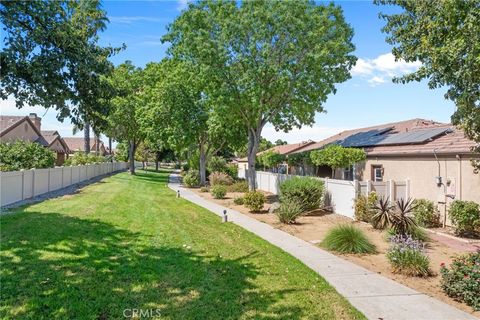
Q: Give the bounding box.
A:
[372,165,383,182]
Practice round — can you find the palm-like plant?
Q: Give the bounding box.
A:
[372,197,395,229]
[391,198,418,236]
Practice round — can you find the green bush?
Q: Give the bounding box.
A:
[354,192,377,223]
[0,140,55,171]
[448,200,480,236]
[386,235,431,277]
[207,156,227,173]
[412,199,439,227]
[321,224,376,254]
[209,171,233,186]
[233,196,244,205]
[64,153,106,166]
[228,180,249,193]
[183,170,200,187]
[200,186,209,193]
[276,199,304,224]
[225,163,238,180]
[279,177,324,211]
[244,191,265,212]
[211,185,227,199]
[441,252,480,311]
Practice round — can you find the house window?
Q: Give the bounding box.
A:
[372,165,383,182]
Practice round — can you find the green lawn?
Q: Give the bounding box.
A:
[0,170,364,319]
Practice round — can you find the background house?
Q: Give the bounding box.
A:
[63,137,107,156]
[0,114,70,165]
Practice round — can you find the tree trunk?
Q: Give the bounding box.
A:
[331,168,335,178]
[84,122,91,154]
[199,142,207,186]
[155,151,160,171]
[95,134,100,155]
[128,140,136,175]
[247,128,261,191]
[108,137,113,162]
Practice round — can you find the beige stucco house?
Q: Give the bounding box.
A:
[0,114,70,166]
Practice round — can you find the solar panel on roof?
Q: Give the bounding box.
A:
[339,127,452,148]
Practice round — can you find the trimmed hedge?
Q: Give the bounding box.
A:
[279,177,324,211]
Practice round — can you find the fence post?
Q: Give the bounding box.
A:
[366,179,371,194]
[388,179,394,201]
[47,168,51,192]
[353,179,359,198]
[32,168,36,197]
[21,169,25,200]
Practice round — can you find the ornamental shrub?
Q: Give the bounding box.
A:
[225,163,238,180]
[200,186,209,193]
[64,153,106,166]
[211,185,227,199]
[279,177,324,211]
[207,156,227,173]
[322,224,376,254]
[228,180,249,193]
[386,235,431,277]
[209,172,233,186]
[244,191,265,212]
[440,252,480,311]
[0,140,55,171]
[448,200,480,236]
[412,199,439,228]
[354,192,377,223]
[276,199,304,224]
[233,196,244,205]
[183,170,200,187]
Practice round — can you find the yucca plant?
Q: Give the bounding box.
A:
[322,224,376,254]
[391,198,418,236]
[371,197,395,229]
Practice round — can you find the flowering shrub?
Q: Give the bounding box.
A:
[354,192,377,223]
[243,191,265,212]
[448,200,480,236]
[441,252,480,310]
[412,198,439,227]
[386,235,431,277]
[211,185,227,199]
[233,196,244,205]
[183,170,200,187]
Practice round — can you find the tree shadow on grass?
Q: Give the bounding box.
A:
[0,212,303,319]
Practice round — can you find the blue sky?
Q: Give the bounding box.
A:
[1,0,455,144]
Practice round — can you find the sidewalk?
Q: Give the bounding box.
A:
[168,173,477,320]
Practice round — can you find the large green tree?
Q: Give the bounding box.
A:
[163,0,356,189]
[0,0,121,125]
[310,145,366,178]
[376,0,480,168]
[142,60,245,185]
[107,62,145,174]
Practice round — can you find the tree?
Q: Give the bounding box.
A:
[275,139,288,146]
[257,151,285,170]
[107,61,144,175]
[0,141,55,171]
[376,0,480,169]
[164,0,356,189]
[286,152,311,175]
[310,145,366,178]
[142,60,245,185]
[0,0,121,125]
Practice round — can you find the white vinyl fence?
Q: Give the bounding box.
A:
[243,170,410,219]
[1,162,128,207]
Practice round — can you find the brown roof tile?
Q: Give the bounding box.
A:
[63,137,105,153]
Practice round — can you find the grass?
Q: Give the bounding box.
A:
[322,224,376,254]
[0,170,365,320]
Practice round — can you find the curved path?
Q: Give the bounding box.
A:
[168,173,477,320]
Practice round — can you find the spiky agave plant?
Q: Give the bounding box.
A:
[392,198,418,236]
[371,197,395,229]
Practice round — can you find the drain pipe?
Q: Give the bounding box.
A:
[433,149,447,228]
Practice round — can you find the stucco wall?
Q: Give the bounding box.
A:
[1,121,40,142]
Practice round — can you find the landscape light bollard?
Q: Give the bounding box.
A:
[177,190,180,198]
[222,210,228,223]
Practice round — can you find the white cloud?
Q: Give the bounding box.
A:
[108,16,163,24]
[262,125,349,144]
[177,0,189,11]
[351,53,421,85]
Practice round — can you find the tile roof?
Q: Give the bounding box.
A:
[238,140,315,161]
[41,130,60,144]
[292,118,477,156]
[0,115,28,133]
[63,137,105,152]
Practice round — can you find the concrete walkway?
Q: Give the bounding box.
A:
[168,173,477,320]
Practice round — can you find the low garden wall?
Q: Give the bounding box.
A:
[242,170,410,219]
[1,162,128,206]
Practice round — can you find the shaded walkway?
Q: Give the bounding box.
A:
[168,172,477,320]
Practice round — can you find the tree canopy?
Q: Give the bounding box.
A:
[257,151,285,170]
[376,0,480,168]
[0,0,122,125]
[310,145,366,178]
[163,0,356,189]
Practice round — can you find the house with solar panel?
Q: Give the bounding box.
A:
[290,118,480,205]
